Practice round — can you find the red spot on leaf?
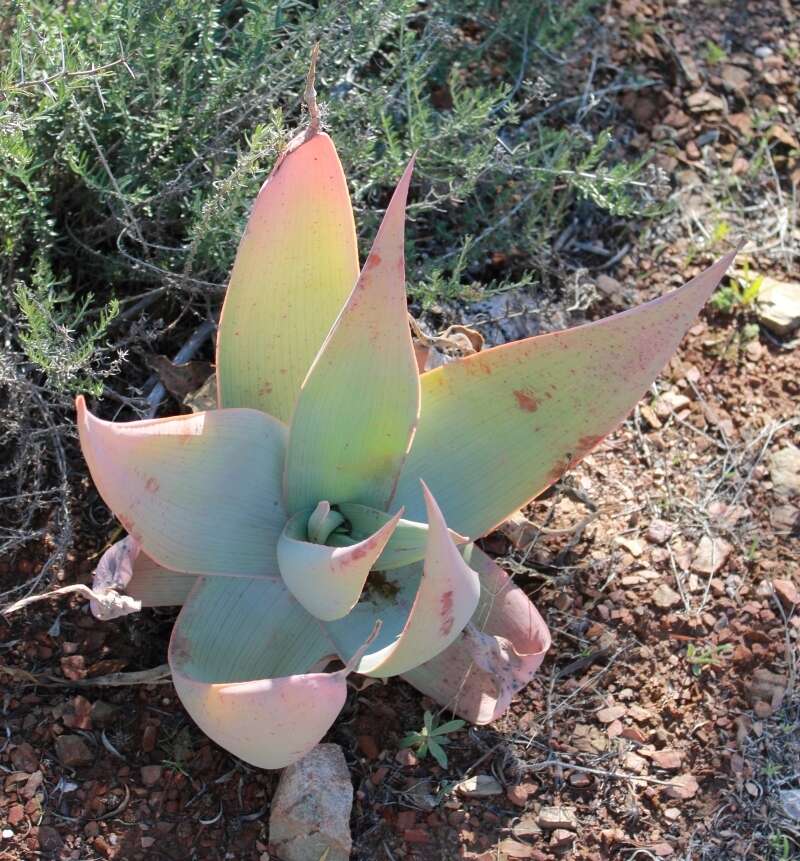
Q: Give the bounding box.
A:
[513,389,538,412]
[439,590,455,637]
[145,477,159,493]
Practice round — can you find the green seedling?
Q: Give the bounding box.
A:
[400,711,465,768]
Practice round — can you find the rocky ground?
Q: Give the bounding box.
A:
[1,1,799,859]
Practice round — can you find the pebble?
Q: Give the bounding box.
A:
[596,705,626,724]
[55,734,93,768]
[538,806,578,831]
[38,826,64,853]
[768,445,800,498]
[691,536,732,575]
[10,742,39,773]
[773,578,799,606]
[551,828,576,850]
[269,744,353,861]
[651,749,683,770]
[646,519,674,545]
[754,45,773,58]
[652,583,682,609]
[7,805,24,826]
[453,775,503,797]
[757,278,800,335]
[140,765,163,787]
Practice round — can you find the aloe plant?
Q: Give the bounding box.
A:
[78,119,735,770]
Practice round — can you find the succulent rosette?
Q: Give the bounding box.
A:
[78,125,734,768]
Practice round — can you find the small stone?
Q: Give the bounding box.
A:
[140,765,162,787]
[10,742,39,773]
[551,829,576,851]
[506,784,532,807]
[652,583,682,609]
[21,770,43,800]
[653,391,691,419]
[538,806,578,831]
[141,724,158,753]
[686,90,725,112]
[454,775,503,797]
[768,446,800,498]
[90,701,118,728]
[754,45,773,58]
[773,578,800,606]
[2,829,13,839]
[615,536,643,557]
[651,749,683,770]
[497,839,536,858]
[569,772,592,787]
[646,519,674,545]
[596,705,626,724]
[772,504,799,531]
[621,726,648,744]
[665,773,699,800]
[624,752,648,774]
[7,805,25,826]
[512,813,542,839]
[754,700,774,718]
[55,734,93,768]
[663,807,681,821]
[757,278,800,335]
[38,826,64,854]
[721,64,750,93]
[691,536,732,575]
[269,744,353,861]
[780,789,800,820]
[640,404,662,430]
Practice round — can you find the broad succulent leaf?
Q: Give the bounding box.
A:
[284,158,420,514]
[390,252,736,538]
[169,577,347,769]
[91,537,198,618]
[77,397,287,577]
[277,507,402,620]
[324,484,480,677]
[403,544,550,722]
[216,132,359,422]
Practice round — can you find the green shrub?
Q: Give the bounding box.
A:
[0,0,651,593]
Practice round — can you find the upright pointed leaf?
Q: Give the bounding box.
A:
[77,398,287,576]
[169,577,344,769]
[285,159,420,514]
[277,508,401,620]
[216,132,359,422]
[403,544,551,723]
[324,484,480,677]
[391,252,736,537]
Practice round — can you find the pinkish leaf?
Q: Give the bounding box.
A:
[216,132,359,422]
[169,577,374,769]
[403,544,550,723]
[285,158,420,514]
[77,398,286,577]
[277,507,402,620]
[390,252,736,538]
